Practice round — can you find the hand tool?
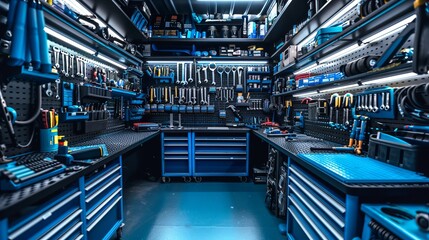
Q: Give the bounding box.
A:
[368,93,373,112]
[229,88,235,102]
[224,66,231,86]
[197,65,202,84]
[150,86,154,103]
[150,88,157,112]
[380,92,385,110]
[335,95,341,128]
[217,66,224,87]
[342,93,353,127]
[236,66,244,92]
[200,87,205,104]
[372,93,378,112]
[45,82,53,97]
[176,63,181,84]
[355,115,369,155]
[188,62,193,83]
[188,88,193,105]
[384,91,390,110]
[232,66,237,86]
[356,95,362,111]
[83,59,88,80]
[181,63,188,85]
[155,87,160,104]
[192,87,197,104]
[225,88,229,103]
[53,47,60,69]
[329,93,339,127]
[363,94,368,111]
[202,65,208,83]
[209,62,217,85]
[55,79,61,100]
[347,116,360,147]
[76,57,81,76]
[70,54,75,77]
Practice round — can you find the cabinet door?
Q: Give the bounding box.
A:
[162,132,192,176]
[193,132,249,176]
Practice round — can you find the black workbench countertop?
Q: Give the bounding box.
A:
[160,127,250,133]
[0,129,159,218]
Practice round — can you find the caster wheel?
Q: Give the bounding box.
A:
[194,177,202,183]
[184,176,192,183]
[239,176,248,182]
[161,177,171,183]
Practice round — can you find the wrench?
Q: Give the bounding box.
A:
[45,82,53,97]
[188,63,193,83]
[380,92,385,110]
[200,87,205,104]
[76,57,81,77]
[372,94,378,112]
[232,67,237,86]
[181,63,188,85]
[197,66,202,84]
[192,87,197,104]
[385,92,390,110]
[225,89,229,103]
[204,87,208,105]
[61,50,67,75]
[364,95,368,111]
[83,59,88,80]
[224,66,231,86]
[176,63,181,84]
[237,66,243,85]
[53,47,60,69]
[188,88,193,105]
[356,95,361,111]
[209,62,216,85]
[368,94,373,112]
[217,66,224,87]
[64,52,70,77]
[178,88,183,104]
[55,79,61,100]
[70,54,75,77]
[202,65,208,83]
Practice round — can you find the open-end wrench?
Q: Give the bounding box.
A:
[192,87,197,104]
[356,95,361,111]
[202,65,208,83]
[229,88,234,102]
[45,82,53,97]
[61,50,67,75]
[204,87,208,105]
[200,87,205,104]
[76,57,81,77]
[237,66,243,86]
[188,88,193,105]
[232,67,237,86]
[224,66,231,86]
[385,92,390,110]
[181,88,186,103]
[188,63,193,83]
[55,79,61,100]
[209,62,216,85]
[176,63,181,84]
[178,88,184,104]
[180,63,188,85]
[64,52,70,77]
[372,94,378,112]
[380,92,385,110]
[197,66,202,84]
[70,54,75,77]
[83,59,88,80]
[364,95,368,111]
[368,94,373,112]
[217,66,224,87]
[53,47,60,69]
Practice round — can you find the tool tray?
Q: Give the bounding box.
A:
[368,131,429,176]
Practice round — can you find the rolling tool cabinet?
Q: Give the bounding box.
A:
[161,132,193,181]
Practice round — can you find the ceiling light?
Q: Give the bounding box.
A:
[45,27,96,54]
[293,63,317,75]
[320,44,362,63]
[320,83,358,93]
[63,0,92,16]
[293,91,318,98]
[146,61,193,64]
[98,53,128,69]
[363,72,418,85]
[362,14,416,43]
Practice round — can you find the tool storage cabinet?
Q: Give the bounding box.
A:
[3,185,83,240]
[161,132,193,180]
[193,132,249,178]
[83,157,124,240]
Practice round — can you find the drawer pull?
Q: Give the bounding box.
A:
[86,175,121,203]
[291,186,344,239]
[290,167,345,213]
[9,191,81,240]
[40,210,82,240]
[87,188,121,220]
[87,196,122,231]
[288,207,314,240]
[75,234,84,240]
[85,166,120,191]
[289,196,328,240]
[290,177,345,228]
[58,222,83,240]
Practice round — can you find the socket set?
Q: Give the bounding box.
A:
[355,87,395,119]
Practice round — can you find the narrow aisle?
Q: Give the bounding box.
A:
[123,180,285,240]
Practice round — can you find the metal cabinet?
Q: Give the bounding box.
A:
[161,132,193,178]
[193,132,249,177]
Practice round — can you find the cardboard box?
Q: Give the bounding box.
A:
[282,45,298,67]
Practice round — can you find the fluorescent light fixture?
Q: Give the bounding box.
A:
[198,0,264,1]
[197,60,268,65]
[293,63,318,75]
[363,72,418,85]
[45,27,96,55]
[293,91,318,98]
[320,44,362,63]
[98,53,128,69]
[146,61,194,64]
[320,83,357,93]
[63,0,92,16]
[362,14,416,43]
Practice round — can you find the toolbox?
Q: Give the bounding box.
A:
[315,25,343,45]
[368,131,429,176]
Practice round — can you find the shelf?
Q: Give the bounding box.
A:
[78,0,147,43]
[42,2,142,67]
[5,66,59,84]
[110,88,138,98]
[247,71,270,75]
[146,56,270,62]
[195,19,242,27]
[275,0,413,76]
[271,0,347,59]
[147,38,265,44]
[263,0,309,43]
[274,63,413,97]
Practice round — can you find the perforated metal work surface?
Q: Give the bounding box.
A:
[298,153,429,184]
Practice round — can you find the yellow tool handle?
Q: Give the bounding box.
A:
[345,97,349,108]
[150,87,154,103]
[174,86,178,98]
[165,87,168,103]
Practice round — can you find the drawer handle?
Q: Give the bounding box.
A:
[40,209,82,240]
[290,167,345,213]
[8,191,81,240]
[290,177,345,228]
[86,175,121,203]
[289,196,328,240]
[87,196,122,232]
[75,234,84,240]
[58,222,83,240]
[291,186,344,239]
[87,188,121,220]
[288,207,314,240]
[85,166,121,191]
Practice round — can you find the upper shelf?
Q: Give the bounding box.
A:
[274,0,414,76]
[145,56,270,62]
[43,2,142,67]
[271,0,347,59]
[78,0,147,43]
[263,0,309,43]
[147,38,265,44]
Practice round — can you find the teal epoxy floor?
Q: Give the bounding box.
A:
[122,180,285,240]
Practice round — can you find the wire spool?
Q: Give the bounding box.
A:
[344,62,354,77]
[350,60,360,76]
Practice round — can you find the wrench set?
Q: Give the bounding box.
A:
[355,88,395,119]
[328,93,355,129]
